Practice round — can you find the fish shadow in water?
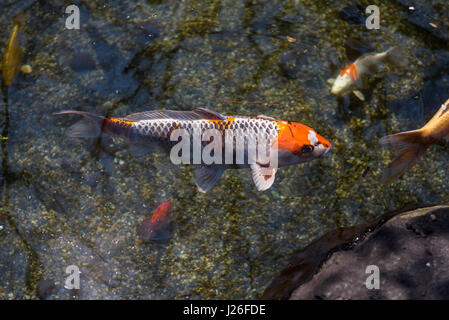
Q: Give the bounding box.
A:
[137,214,176,243]
[336,94,365,119]
[335,77,383,120]
[137,224,173,243]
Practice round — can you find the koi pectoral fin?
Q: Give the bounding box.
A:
[251,163,277,191]
[352,90,365,101]
[194,165,224,193]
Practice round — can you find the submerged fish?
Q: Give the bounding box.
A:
[54,108,331,192]
[2,23,22,86]
[138,201,172,241]
[329,47,403,101]
[380,98,449,183]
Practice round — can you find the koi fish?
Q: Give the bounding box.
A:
[329,47,403,101]
[2,23,22,86]
[380,98,449,183]
[138,201,172,241]
[54,108,331,192]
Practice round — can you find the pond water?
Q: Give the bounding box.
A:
[0,0,448,299]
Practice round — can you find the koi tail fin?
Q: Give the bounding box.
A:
[53,110,105,138]
[13,12,26,27]
[385,46,407,68]
[379,129,428,183]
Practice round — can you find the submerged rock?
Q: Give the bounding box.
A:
[133,20,161,40]
[344,38,374,62]
[279,51,309,79]
[37,278,55,299]
[69,51,96,72]
[263,204,449,300]
[395,0,449,43]
[339,4,366,25]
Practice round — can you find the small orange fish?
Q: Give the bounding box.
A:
[138,201,172,241]
[380,98,449,183]
[330,47,404,101]
[339,63,358,81]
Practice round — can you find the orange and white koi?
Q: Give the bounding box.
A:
[329,47,403,101]
[138,201,172,241]
[380,98,449,183]
[55,108,331,192]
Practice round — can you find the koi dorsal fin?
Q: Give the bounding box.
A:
[257,114,275,120]
[124,110,204,121]
[123,108,226,122]
[194,108,226,120]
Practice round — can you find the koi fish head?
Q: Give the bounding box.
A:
[331,64,358,95]
[276,121,331,166]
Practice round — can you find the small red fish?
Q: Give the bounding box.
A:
[138,201,172,241]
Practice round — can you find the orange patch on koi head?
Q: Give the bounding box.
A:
[276,121,314,153]
[339,63,358,81]
[276,121,331,159]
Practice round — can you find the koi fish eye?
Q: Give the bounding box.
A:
[301,145,314,154]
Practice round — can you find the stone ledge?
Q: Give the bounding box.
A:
[263,204,449,300]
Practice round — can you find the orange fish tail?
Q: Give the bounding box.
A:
[54,110,133,138]
[379,129,430,183]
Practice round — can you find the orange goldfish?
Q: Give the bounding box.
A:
[380,98,449,183]
[138,201,172,241]
[2,23,22,86]
[330,47,403,101]
[54,108,331,192]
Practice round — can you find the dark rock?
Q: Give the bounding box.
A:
[395,0,449,42]
[37,278,55,299]
[262,204,439,299]
[339,4,366,25]
[279,12,309,25]
[344,38,373,61]
[279,51,309,79]
[287,205,449,299]
[132,20,161,43]
[69,51,96,72]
